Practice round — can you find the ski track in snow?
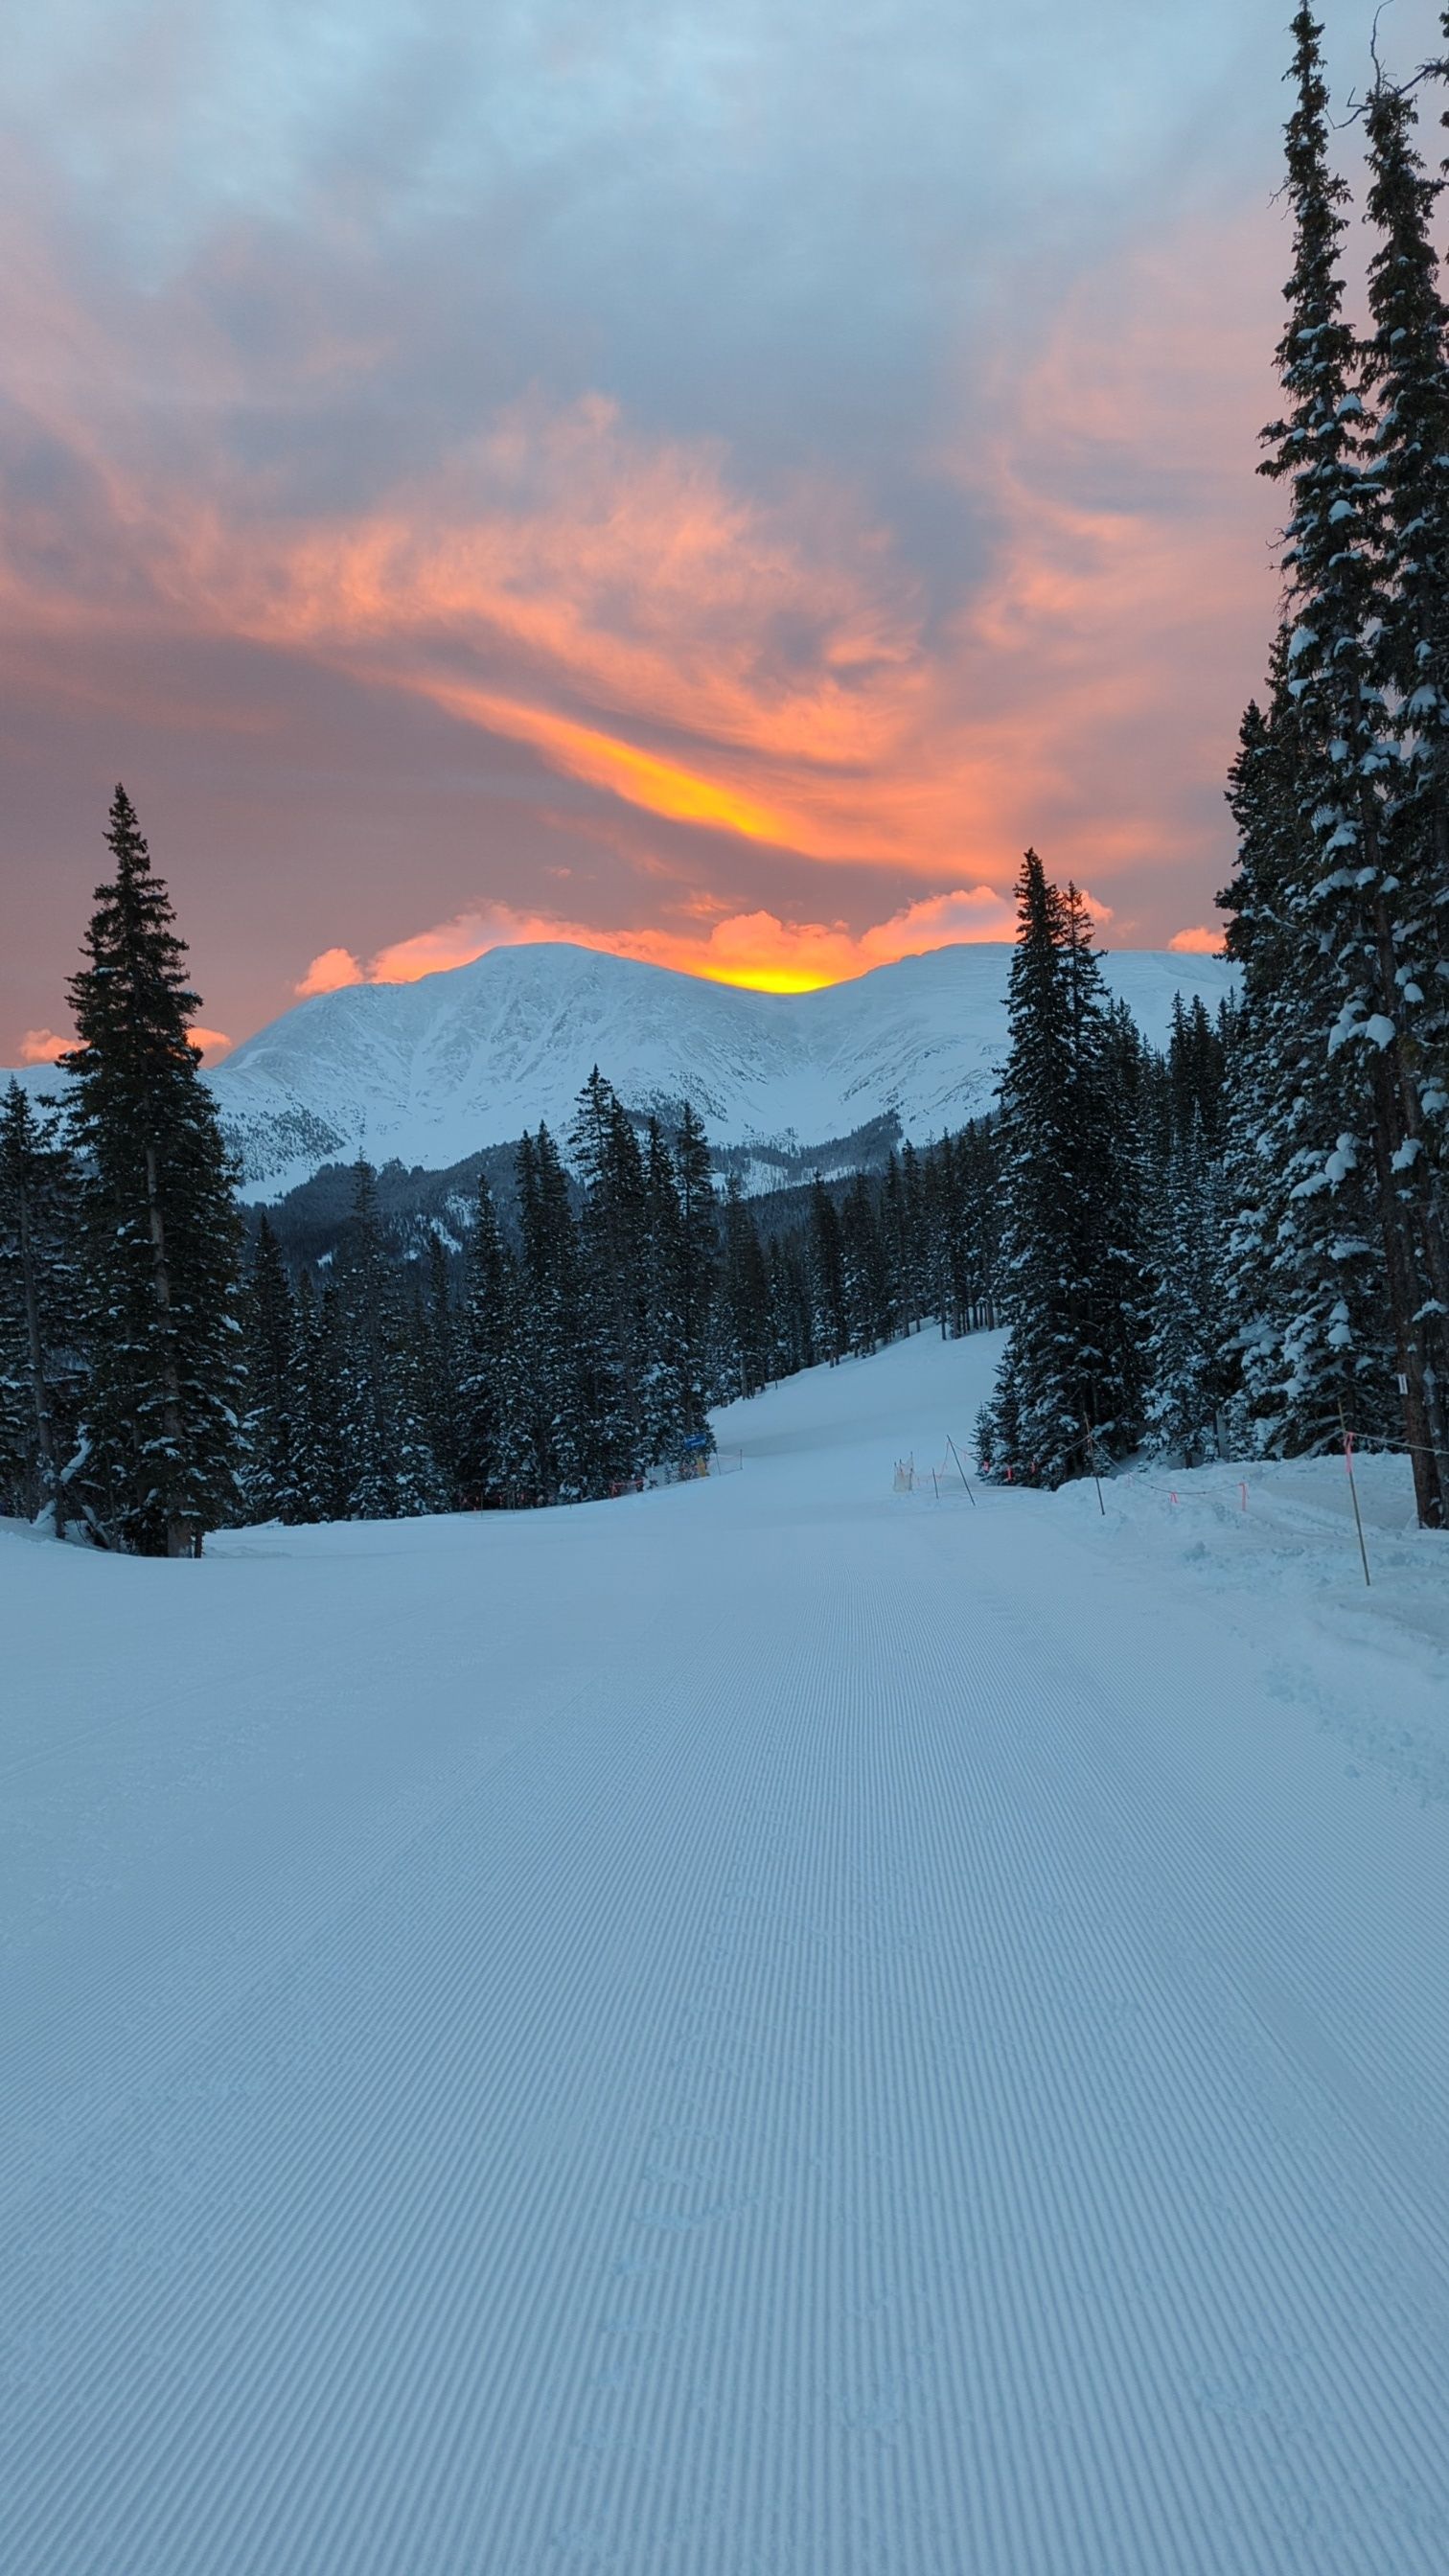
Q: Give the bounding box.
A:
[3,1332,1448,2573]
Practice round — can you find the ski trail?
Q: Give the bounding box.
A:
[3,1338,1449,2572]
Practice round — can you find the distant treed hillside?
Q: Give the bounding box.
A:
[252,1112,908,1273]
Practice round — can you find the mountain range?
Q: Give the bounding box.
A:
[8,939,1236,1201]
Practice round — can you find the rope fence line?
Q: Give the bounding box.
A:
[890,1415,1446,1593]
[892,1444,980,1502]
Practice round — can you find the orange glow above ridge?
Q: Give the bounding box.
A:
[294,886,1063,1000]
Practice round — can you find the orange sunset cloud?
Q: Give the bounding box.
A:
[0,195,1278,1067]
[295,883,1108,1001]
[0,233,1273,925]
[18,1024,231,1064]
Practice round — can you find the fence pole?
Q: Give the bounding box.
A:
[945,1434,978,1506]
[1081,1416,1106,1515]
[1338,1401,1372,1589]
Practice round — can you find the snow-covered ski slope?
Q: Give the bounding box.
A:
[4,1330,1449,2576]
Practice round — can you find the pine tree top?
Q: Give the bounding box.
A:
[64,784,205,1109]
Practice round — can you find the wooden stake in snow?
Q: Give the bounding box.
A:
[946,1434,977,1506]
[1338,1402,1372,1590]
[1081,1416,1106,1516]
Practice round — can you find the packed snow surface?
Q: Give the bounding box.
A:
[9,939,1237,1194]
[4,1331,1448,2574]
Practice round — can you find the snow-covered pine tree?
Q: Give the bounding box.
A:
[841,1169,892,1352]
[570,1071,651,1488]
[1217,670,1395,1453]
[1362,63,1449,1452]
[978,851,1147,1485]
[1138,997,1235,1462]
[880,1152,917,1336]
[331,1158,400,1517]
[639,1118,690,1469]
[1090,986,1153,1446]
[331,1156,445,1519]
[396,1268,451,1517]
[1142,1116,1232,1466]
[287,1268,345,1523]
[515,1124,589,1502]
[719,1172,771,1401]
[920,1124,1001,1339]
[674,1103,719,1439]
[1166,994,1227,1148]
[0,1080,85,1530]
[238,1213,301,1523]
[765,1235,811,1380]
[458,1168,513,1505]
[63,786,242,1554]
[1261,11,1448,1522]
[920,1138,961,1339]
[807,1176,848,1363]
[958,1120,1002,1330]
[414,1230,463,1503]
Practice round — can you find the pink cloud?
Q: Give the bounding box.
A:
[1,210,1281,1048]
[296,946,365,997]
[17,1023,231,1064]
[319,883,1114,998]
[1167,926,1223,955]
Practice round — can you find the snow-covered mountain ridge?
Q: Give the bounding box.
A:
[8,939,1236,1200]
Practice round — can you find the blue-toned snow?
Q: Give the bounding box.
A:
[3,1327,1448,2574]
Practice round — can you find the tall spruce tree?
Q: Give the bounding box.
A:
[1142,1119,1233,1466]
[570,1071,650,1487]
[458,1169,514,1505]
[63,787,242,1554]
[673,1102,719,1440]
[288,1267,345,1522]
[978,852,1146,1485]
[640,1119,690,1467]
[1261,12,1448,1522]
[330,1157,445,1519]
[0,1080,85,1529]
[719,1172,771,1399]
[415,1230,463,1503]
[515,1125,589,1501]
[238,1213,301,1522]
[1362,64,1449,1448]
[807,1175,849,1363]
[1217,662,1394,1452]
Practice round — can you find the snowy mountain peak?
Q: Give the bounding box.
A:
[6,940,1236,1199]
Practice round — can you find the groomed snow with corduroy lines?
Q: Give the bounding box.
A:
[4,1327,1449,2575]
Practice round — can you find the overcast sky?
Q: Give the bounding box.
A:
[2,0,1442,1057]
